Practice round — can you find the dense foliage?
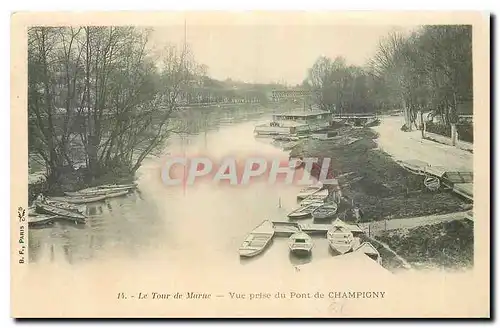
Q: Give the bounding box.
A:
[304,25,473,129]
[377,219,474,269]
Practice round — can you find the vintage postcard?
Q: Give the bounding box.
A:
[11,11,490,318]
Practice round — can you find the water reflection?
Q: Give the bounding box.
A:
[29,105,338,267]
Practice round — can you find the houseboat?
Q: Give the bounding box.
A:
[254,110,331,136]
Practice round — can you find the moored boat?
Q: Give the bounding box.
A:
[45,199,85,213]
[296,183,324,200]
[35,202,87,222]
[299,189,329,206]
[273,135,300,142]
[254,110,331,136]
[51,190,128,204]
[287,202,324,220]
[424,175,440,191]
[64,186,132,197]
[28,214,59,227]
[327,223,354,254]
[239,220,275,257]
[312,203,338,221]
[288,232,313,256]
[97,183,137,189]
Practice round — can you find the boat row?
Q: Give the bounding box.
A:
[238,218,369,259]
[29,199,87,227]
[288,187,338,220]
[238,220,315,257]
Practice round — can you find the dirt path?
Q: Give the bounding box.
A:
[359,210,472,236]
[372,116,472,172]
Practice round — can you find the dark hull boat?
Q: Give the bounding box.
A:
[287,202,323,220]
[35,203,87,222]
[28,214,59,227]
[312,203,338,221]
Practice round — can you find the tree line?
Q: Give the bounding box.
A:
[304,25,472,129]
[28,27,203,190]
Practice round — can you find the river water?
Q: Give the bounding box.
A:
[28,106,335,269]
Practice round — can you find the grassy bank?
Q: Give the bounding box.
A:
[290,124,469,221]
[376,219,474,269]
[358,234,409,272]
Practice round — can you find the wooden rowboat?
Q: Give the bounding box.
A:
[28,214,59,227]
[35,203,87,222]
[296,183,324,200]
[327,224,354,254]
[288,232,313,256]
[299,189,329,207]
[312,203,338,221]
[424,176,441,191]
[96,183,137,189]
[239,220,275,257]
[288,203,324,220]
[45,199,85,213]
[64,186,132,197]
[53,190,129,204]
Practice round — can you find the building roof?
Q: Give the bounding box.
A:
[296,251,392,277]
[354,242,380,256]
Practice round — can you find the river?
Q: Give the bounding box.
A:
[28,105,339,269]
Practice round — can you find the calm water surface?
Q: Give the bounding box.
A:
[28,107,335,269]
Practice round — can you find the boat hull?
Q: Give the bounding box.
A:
[312,204,338,220]
[328,241,353,254]
[35,203,86,222]
[28,214,59,227]
[287,212,312,220]
[64,186,132,197]
[312,213,336,220]
[53,190,128,204]
[288,232,313,256]
[238,220,275,258]
[289,247,312,257]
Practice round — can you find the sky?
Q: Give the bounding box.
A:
[150,24,417,85]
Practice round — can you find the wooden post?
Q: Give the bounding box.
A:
[450,123,458,146]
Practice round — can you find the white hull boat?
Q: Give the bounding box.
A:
[239,220,275,257]
[296,183,324,200]
[299,189,329,206]
[64,185,133,197]
[288,232,313,256]
[287,203,324,220]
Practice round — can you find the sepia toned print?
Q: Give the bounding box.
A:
[11,12,490,318]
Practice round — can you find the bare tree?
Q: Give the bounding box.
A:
[28,26,203,190]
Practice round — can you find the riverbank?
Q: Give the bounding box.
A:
[27,103,285,204]
[28,167,137,205]
[377,219,474,270]
[290,124,471,222]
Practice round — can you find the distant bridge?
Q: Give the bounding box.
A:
[271,90,320,101]
[331,113,378,119]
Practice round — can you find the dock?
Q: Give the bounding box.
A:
[271,221,336,237]
[398,160,473,201]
